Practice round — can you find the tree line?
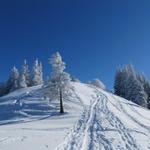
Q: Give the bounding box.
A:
[114,64,150,109]
[0,52,72,113]
[0,52,149,112]
[0,59,43,96]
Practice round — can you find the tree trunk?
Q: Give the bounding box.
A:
[59,89,64,113]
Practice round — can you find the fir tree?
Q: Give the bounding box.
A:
[7,66,19,92]
[22,59,31,86]
[48,52,71,113]
[32,59,43,86]
[18,73,27,88]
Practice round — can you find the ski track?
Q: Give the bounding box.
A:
[111,95,150,132]
[56,89,142,150]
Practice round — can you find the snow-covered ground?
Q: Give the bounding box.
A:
[0,83,150,150]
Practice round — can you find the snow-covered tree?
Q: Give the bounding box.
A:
[114,67,123,96]
[22,59,31,86]
[18,73,27,88]
[48,52,72,113]
[131,80,147,107]
[115,65,133,98]
[7,66,19,92]
[114,65,130,98]
[39,62,43,84]
[32,59,43,86]
[125,70,147,107]
[89,79,106,90]
[137,73,150,109]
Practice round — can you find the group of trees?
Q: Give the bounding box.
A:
[1,52,150,113]
[0,52,72,113]
[114,64,150,109]
[0,59,43,96]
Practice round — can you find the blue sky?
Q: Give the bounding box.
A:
[0,0,150,89]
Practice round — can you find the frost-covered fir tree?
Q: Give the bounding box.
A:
[114,64,132,98]
[123,64,136,100]
[114,67,123,96]
[125,67,148,107]
[114,66,130,98]
[48,52,71,113]
[18,73,27,88]
[32,59,43,86]
[89,79,106,90]
[7,66,19,92]
[137,73,150,109]
[39,62,43,84]
[131,80,148,107]
[22,59,31,86]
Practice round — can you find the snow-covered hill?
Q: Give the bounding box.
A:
[0,82,150,150]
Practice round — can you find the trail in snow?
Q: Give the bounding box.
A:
[111,95,150,132]
[56,88,144,150]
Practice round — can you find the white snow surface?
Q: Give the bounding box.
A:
[0,82,150,150]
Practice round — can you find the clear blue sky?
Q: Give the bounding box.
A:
[0,0,150,89]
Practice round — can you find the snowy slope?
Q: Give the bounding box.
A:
[0,83,150,150]
[56,83,150,150]
[0,84,84,150]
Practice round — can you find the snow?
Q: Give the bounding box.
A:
[56,83,150,150]
[0,82,150,150]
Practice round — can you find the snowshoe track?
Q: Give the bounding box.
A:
[56,89,141,150]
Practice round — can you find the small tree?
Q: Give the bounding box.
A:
[32,59,43,86]
[114,67,124,96]
[126,73,147,107]
[7,66,19,92]
[39,62,43,84]
[18,73,27,88]
[22,59,31,86]
[137,73,150,109]
[48,52,71,113]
